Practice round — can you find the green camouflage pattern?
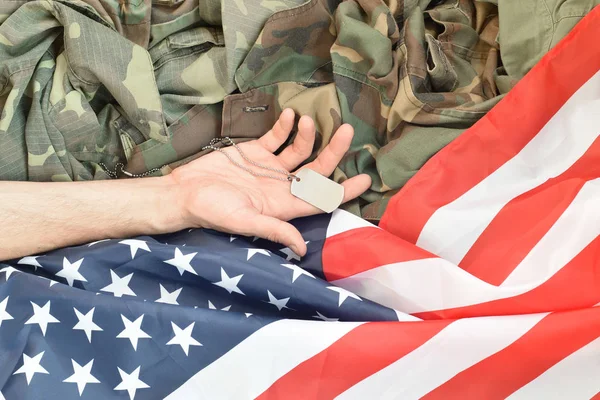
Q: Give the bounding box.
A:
[1,0,597,218]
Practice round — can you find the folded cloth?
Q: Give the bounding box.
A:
[0,0,597,218]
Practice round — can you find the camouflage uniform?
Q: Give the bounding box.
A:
[0,0,597,219]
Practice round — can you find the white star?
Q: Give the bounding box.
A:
[252,236,260,242]
[155,285,182,305]
[56,257,87,287]
[0,297,13,327]
[119,239,151,259]
[279,241,310,261]
[87,239,109,247]
[114,366,149,400]
[230,235,237,242]
[13,351,49,385]
[63,359,100,395]
[245,313,253,318]
[1,267,19,280]
[313,311,339,322]
[18,256,43,270]
[327,286,362,306]
[213,268,245,295]
[25,301,60,336]
[207,300,231,311]
[246,248,270,261]
[281,264,315,283]
[101,270,136,297]
[265,290,291,311]
[279,247,301,261]
[164,248,198,276]
[166,322,202,356]
[73,307,102,343]
[117,315,151,350]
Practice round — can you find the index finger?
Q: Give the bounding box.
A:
[258,108,296,152]
[301,123,353,177]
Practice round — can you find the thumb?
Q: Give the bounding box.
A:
[249,215,307,256]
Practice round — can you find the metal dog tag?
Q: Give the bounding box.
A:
[291,169,344,213]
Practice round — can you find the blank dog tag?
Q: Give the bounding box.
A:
[291,169,344,213]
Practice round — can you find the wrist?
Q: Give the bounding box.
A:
[149,175,189,234]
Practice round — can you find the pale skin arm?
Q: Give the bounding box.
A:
[0,110,371,261]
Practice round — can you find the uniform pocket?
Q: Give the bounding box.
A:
[150,26,223,69]
[425,34,458,93]
[122,102,222,175]
[222,81,339,157]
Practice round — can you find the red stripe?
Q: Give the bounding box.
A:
[414,236,600,320]
[421,308,600,400]
[380,6,600,243]
[459,139,600,285]
[591,392,600,400]
[256,320,452,400]
[322,226,435,282]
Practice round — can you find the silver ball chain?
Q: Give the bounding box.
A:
[202,137,300,182]
[98,162,163,179]
[99,137,300,182]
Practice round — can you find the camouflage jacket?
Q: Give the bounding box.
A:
[1,0,597,219]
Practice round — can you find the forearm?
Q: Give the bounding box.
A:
[0,176,186,261]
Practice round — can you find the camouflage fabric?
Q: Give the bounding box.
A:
[1,0,597,218]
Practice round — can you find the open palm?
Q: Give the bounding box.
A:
[170,109,371,256]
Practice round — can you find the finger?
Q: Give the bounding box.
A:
[277,115,316,170]
[341,174,372,202]
[258,108,295,152]
[303,123,353,177]
[285,173,372,218]
[249,215,307,256]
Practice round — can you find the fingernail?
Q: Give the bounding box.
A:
[290,245,301,256]
[295,244,308,257]
[299,115,313,127]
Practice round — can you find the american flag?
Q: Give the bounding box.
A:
[2,6,600,399]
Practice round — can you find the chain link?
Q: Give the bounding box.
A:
[98,162,165,179]
[202,137,299,182]
[99,137,299,182]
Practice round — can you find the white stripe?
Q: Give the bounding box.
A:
[416,70,600,264]
[507,336,600,400]
[331,179,600,314]
[502,178,600,286]
[165,319,362,400]
[394,309,422,322]
[326,209,378,238]
[337,313,547,400]
[331,258,527,314]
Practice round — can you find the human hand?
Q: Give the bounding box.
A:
[169,109,371,256]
